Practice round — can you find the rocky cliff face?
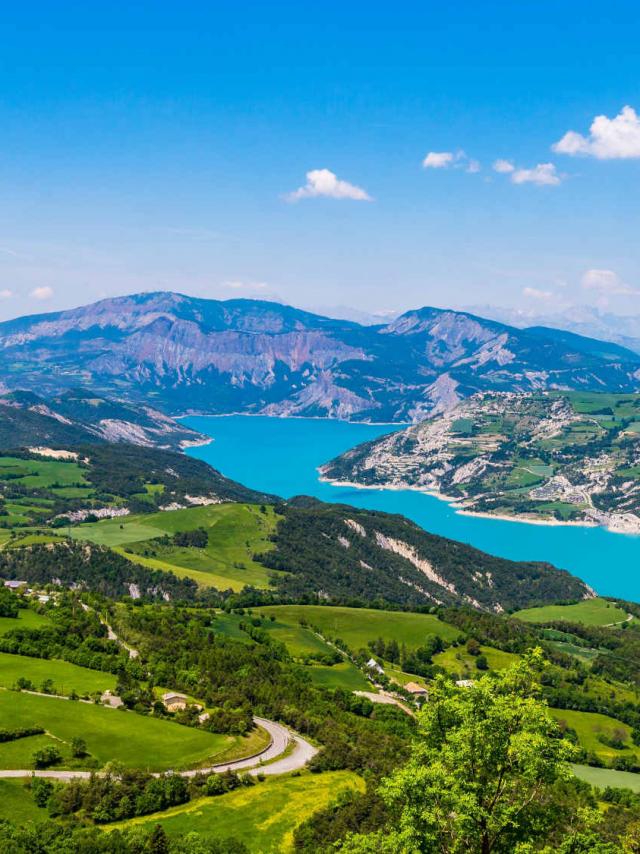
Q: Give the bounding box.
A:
[0,292,638,422]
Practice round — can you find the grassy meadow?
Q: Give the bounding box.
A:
[0,691,247,771]
[306,661,371,691]
[0,608,50,635]
[432,645,520,678]
[71,503,283,590]
[258,605,460,651]
[108,771,364,852]
[0,779,49,824]
[514,598,630,627]
[550,708,639,765]
[0,651,116,696]
[572,763,640,792]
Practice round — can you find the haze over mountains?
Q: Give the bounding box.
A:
[0,291,639,423]
[469,304,640,356]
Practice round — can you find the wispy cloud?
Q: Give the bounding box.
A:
[30,286,54,300]
[493,158,562,186]
[553,106,640,159]
[0,289,13,299]
[581,269,638,296]
[422,150,481,173]
[522,286,554,301]
[510,163,562,186]
[285,169,372,202]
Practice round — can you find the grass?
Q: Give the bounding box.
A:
[572,763,640,792]
[107,771,364,852]
[0,456,89,490]
[305,661,371,691]
[258,605,460,652]
[0,609,50,635]
[0,652,116,695]
[0,690,247,772]
[550,708,638,764]
[432,645,520,678]
[209,611,253,643]
[0,779,49,823]
[72,503,283,591]
[261,620,331,658]
[513,598,629,628]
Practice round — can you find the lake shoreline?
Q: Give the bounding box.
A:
[318,475,640,536]
[183,414,640,600]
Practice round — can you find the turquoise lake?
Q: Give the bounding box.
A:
[184,415,640,601]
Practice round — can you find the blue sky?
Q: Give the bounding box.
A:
[0,1,639,320]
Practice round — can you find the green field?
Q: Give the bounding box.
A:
[0,609,50,635]
[550,708,638,764]
[0,690,248,771]
[261,619,332,658]
[71,503,282,591]
[514,598,629,627]
[0,652,116,696]
[0,779,49,824]
[306,661,371,691]
[259,605,460,652]
[0,456,89,489]
[572,763,640,792]
[432,645,519,677]
[109,771,364,852]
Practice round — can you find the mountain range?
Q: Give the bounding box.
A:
[1,291,639,422]
[468,304,640,356]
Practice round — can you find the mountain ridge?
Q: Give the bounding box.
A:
[1,291,639,423]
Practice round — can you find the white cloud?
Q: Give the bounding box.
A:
[30,286,54,300]
[422,150,480,173]
[423,151,456,169]
[510,163,562,186]
[581,269,638,296]
[493,159,515,174]
[553,106,640,159]
[0,289,12,299]
[286,169,372,202]
[523,286,554,301]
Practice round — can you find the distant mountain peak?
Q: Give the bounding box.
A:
[0,291,638,423]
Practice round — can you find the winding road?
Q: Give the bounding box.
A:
[0,716,317,781]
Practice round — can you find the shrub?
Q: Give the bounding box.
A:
[32,745,62,768]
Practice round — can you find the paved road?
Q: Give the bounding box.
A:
[0,716,317,781]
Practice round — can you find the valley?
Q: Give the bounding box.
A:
[1,296,640,850]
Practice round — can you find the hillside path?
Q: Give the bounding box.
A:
[0,716,316,781]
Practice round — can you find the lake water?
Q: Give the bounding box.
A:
[184,415,640,602]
